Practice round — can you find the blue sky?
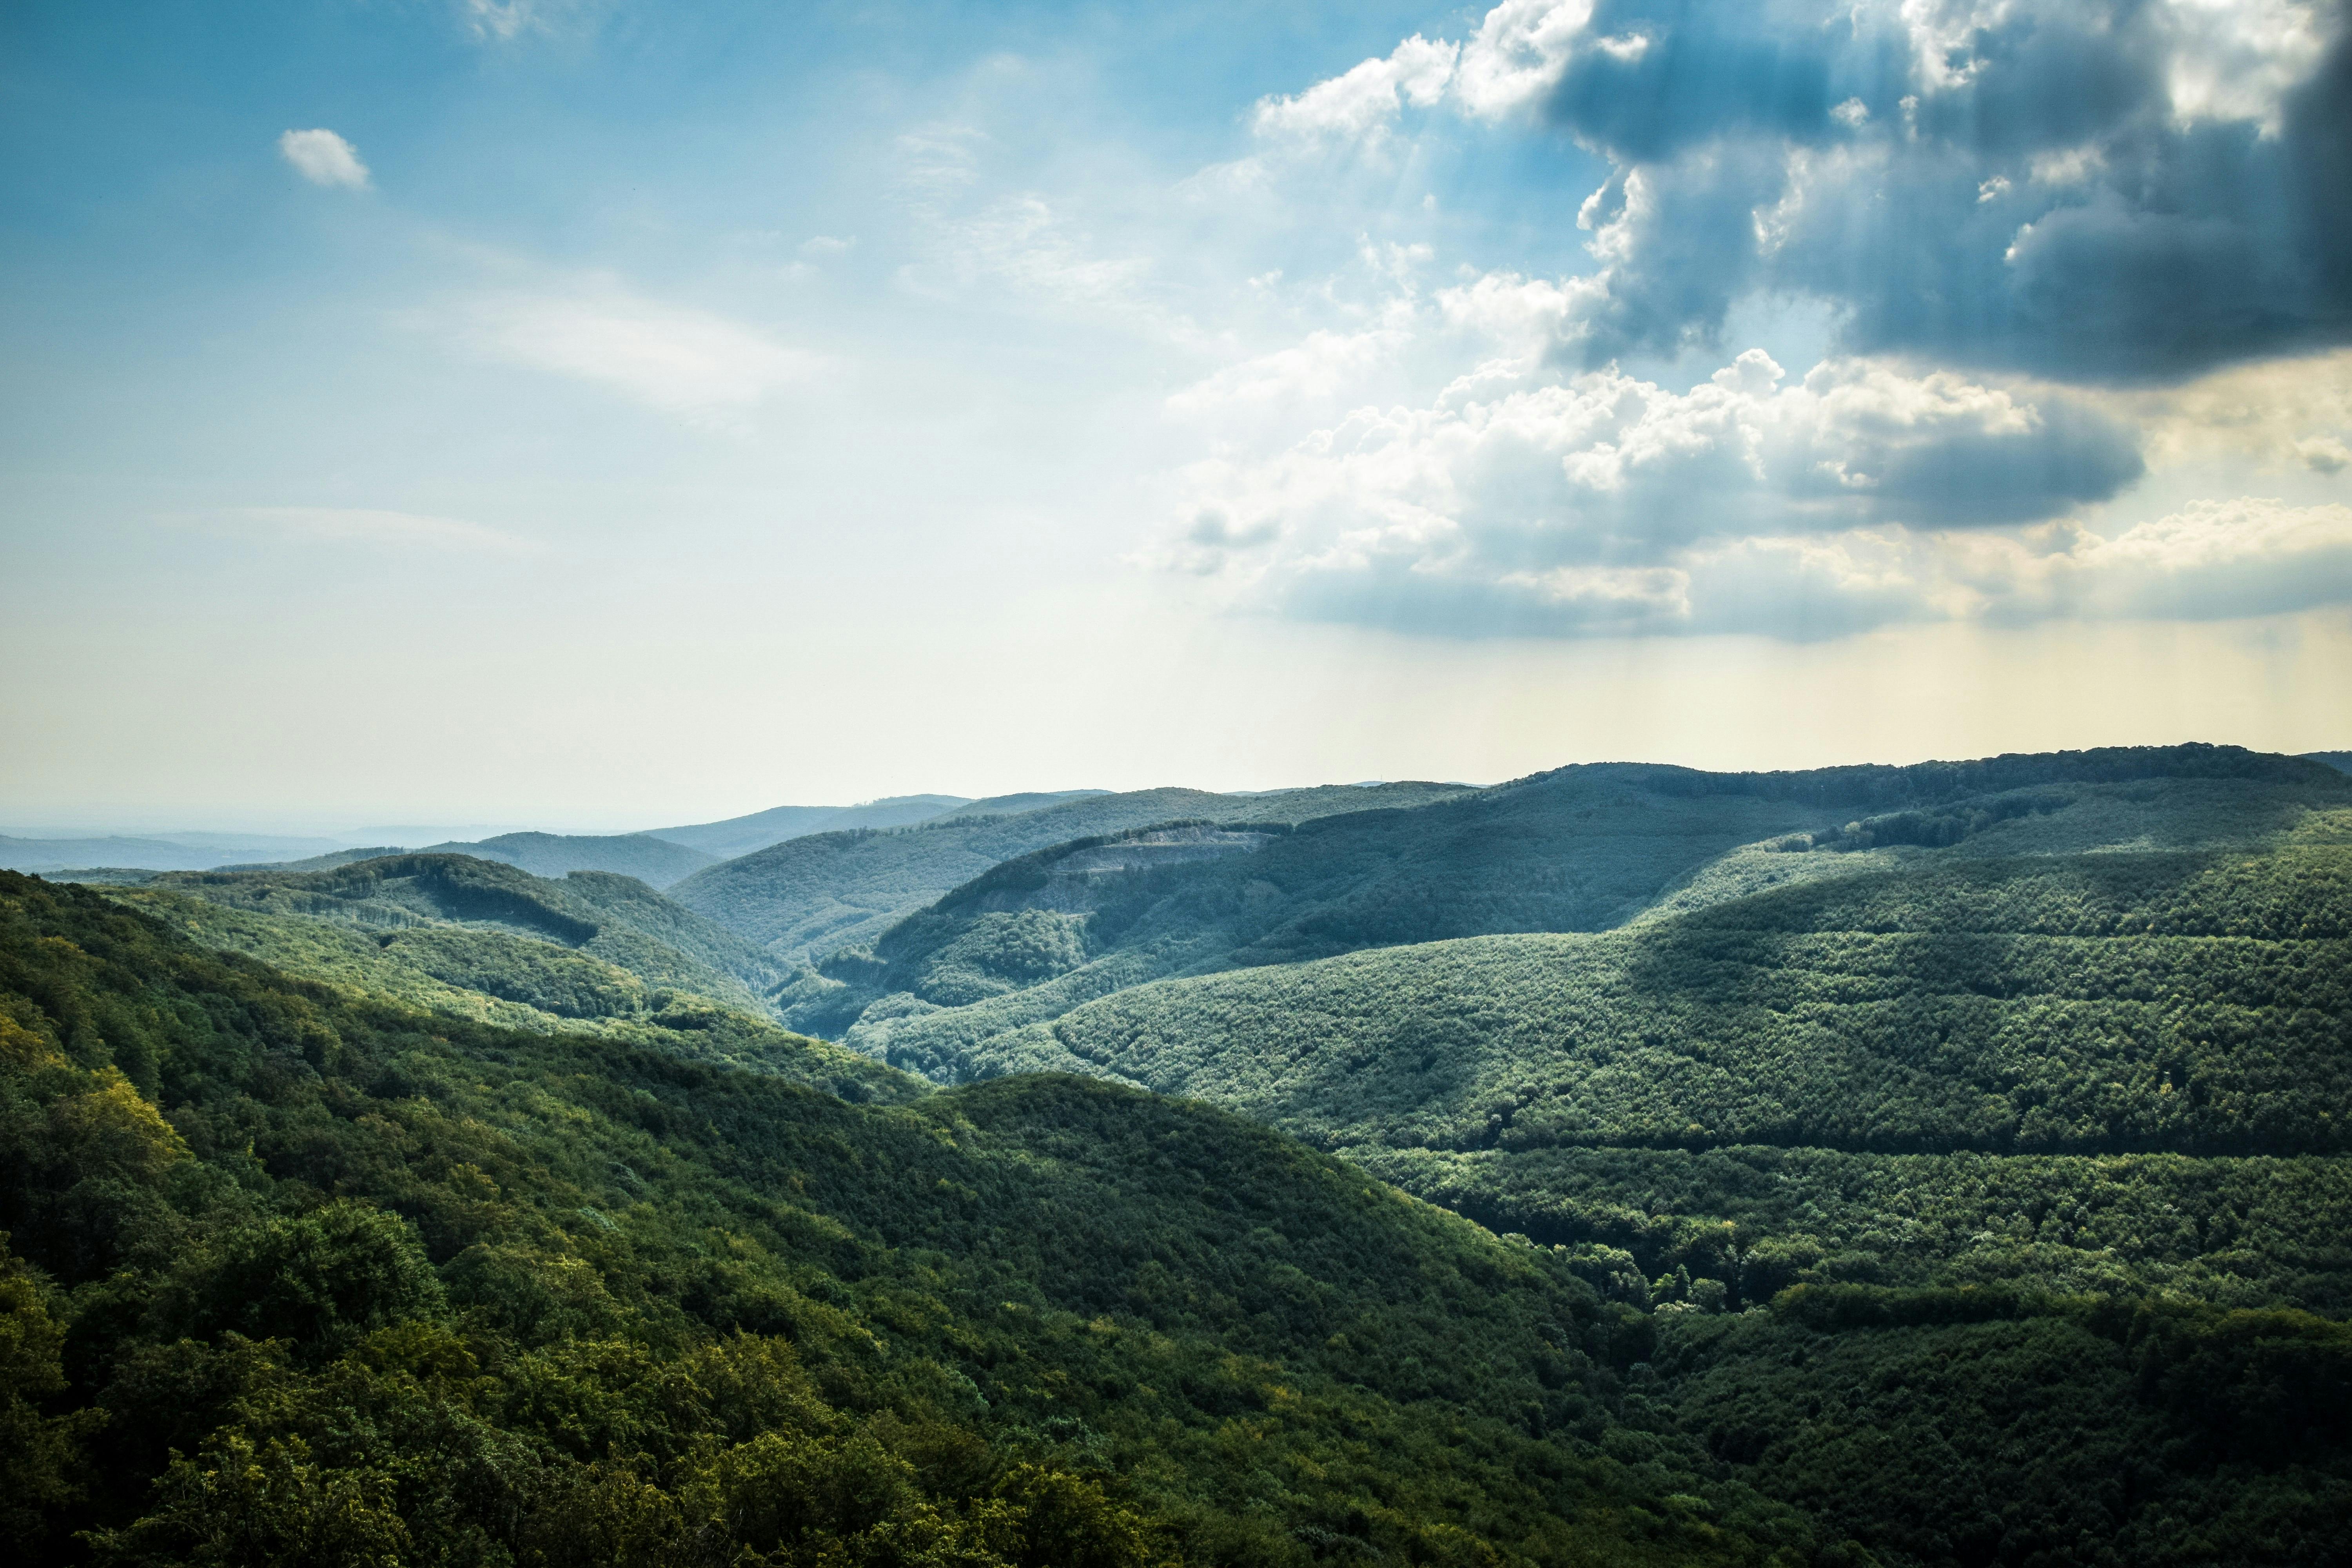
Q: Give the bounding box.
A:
[3,0,2349,830]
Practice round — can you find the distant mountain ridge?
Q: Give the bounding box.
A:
[410,829,717,888]
[0,829,347,874]
[644,790,1110,859]
[666,780,1474,963]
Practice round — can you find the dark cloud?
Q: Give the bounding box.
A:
[1535,0,2352,383]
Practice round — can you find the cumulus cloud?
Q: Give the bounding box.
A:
[1169,468,2352,639]
[1266,0,2352,384]
[278,129,369,189]
[1138,338,2347,638]
[1254,35,1459,143]
[1963,499,2352,624]
[1171,350,2139,563]
[453,285,821,420]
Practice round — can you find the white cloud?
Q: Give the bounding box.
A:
[2096,347,2352,468]
[1170,347,2137,564]
[1151,340,2199,636]
[454,285,822,420]
[1256,0,2352,382]
[278,129,369,189]
[1165,317,1414,421]
[1960,499,2352,623]
[1450,0,1597,118]
[2296,436,2351,474]
[457,0,600,42]
[209,507,540,554]
[2156,0,2330,131]
[890,129,1177,339]
[1252,34,1459,142]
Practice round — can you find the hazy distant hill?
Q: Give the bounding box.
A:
[2309,750,2352,773]
[413,829,717,888]
[0,829,345,874]
[215,845,408,873]
[668,781,1472,962]
[647,790,1112,859]
[646,794,973,857]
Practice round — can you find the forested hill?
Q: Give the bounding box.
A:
[410,830,717,889]
[786,744,2352,1073]
[87,854,923,1101]
[8,867,2349,1567]
[666,781,1470,963]
[0,869,1814,1567]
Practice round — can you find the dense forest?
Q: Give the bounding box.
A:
[783,749,2349,1079]
[9,745,2352,1566]
[7,869,2350,1566]
[2,869,1826,1566]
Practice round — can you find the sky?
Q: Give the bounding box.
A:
[3,0,2349,832]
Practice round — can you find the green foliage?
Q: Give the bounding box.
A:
[1,1242,104,1550]
[10,748,2351,1568]
[1007,847,2352,1157]
[101,880,912,1105]
[792,751,2352,1083]
[0,871,1807,1568]
[1646,1292,2352,1566]
[129,852,788,1009]
[1352,1143,2352,1312]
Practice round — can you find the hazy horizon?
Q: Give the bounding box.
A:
[7,739,2349,842]
[5,0,2349,824]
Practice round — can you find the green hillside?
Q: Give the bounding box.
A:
[790,748,2351,1080]
[668,782,1471,964]
[412,831,718,889]
[937,829,2352,1317]
[9,869,2350,1568]
[1,870,1824,1568]
[100,853,838,1047]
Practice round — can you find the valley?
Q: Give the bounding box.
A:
[7,743,2351,1568]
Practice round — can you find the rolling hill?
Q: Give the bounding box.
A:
[410,830,718,888]
[8,864,2348,1568]
[667,781,1472,964]
[0,869,1813,1568]
[788,746,2350,1080]
[83,854,924,1102]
